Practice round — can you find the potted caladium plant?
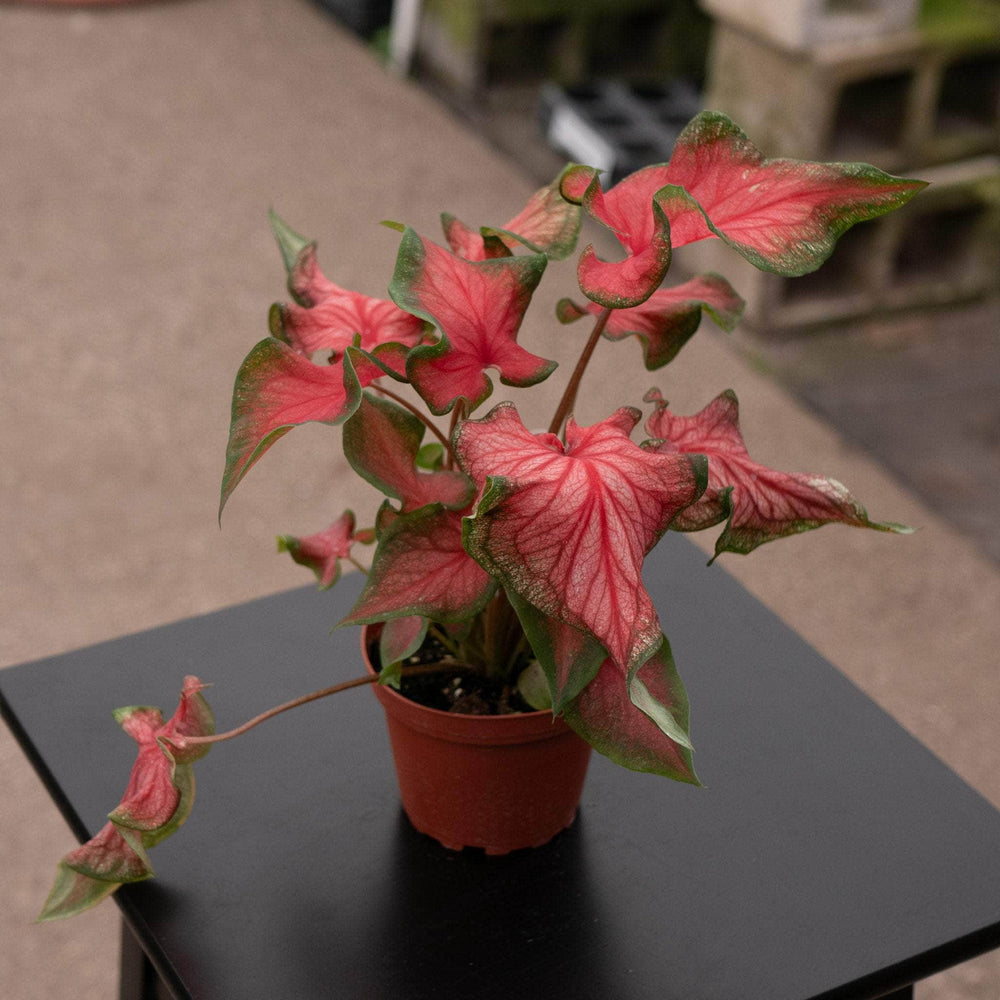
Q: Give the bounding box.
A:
[40,112,924,919]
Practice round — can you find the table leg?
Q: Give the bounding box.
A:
[119,919,168,1000]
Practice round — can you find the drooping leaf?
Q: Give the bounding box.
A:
[61,820,153,883]
[270,243,427,356]
[456,402,707,675]
[561,112,925,305]
[644,388,912,559]
[503,587,607,713]
[38,859,122,922]
[278,509,359,589]
[442,164,582,262]
[389,228,556,414]
[562,636,699,782]
[107,738,181,833]
[40,677,214,921]
[342,392,474,513]
[342,503,496,626]
[220,338,370,516]
[557,272,744,370]
[156,676,215,765]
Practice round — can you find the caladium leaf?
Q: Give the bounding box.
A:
[661,112,927,274]
[561,165,674,308]
[389,228,556,414]
[557,272,745,370]
[342,503,496,626]
[220,338,401,516]
[562,637,699,782]
[456,402,707,676]
[503,587,607,712]
[644,388,912,559]
[342,392,474,513]
[561,111,925,305]
[441,164,582,262]
[270,243,427,357]
[277,509,359,589]
[40,677,214,921]
[39,854,124,922]
[379,615,429,671]
[269,209,310,276]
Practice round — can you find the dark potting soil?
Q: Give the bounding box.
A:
[368,631,534,716]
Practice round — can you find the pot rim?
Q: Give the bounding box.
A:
[361,625,574,744]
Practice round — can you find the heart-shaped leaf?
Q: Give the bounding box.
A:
[557,272,744,370]
[456,402,707,675]
[645,388,912,559]
[661,112,927,273]
[561,112,925,305]
[220,338,404,515]
[390,228,556,414]
[342,392,474,513]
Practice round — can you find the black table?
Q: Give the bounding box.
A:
[4,536,1000,1000]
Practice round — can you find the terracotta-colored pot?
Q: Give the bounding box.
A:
[363,628,592,854]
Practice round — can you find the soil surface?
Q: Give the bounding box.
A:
[369,631,534,715]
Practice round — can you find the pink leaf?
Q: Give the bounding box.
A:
[342,392,474,513]
[379,615,429,667]
[278,510,359,589]
[40,677,214,920]
[645,388,912,558]
[561,112,925,304]
[442,165,582,261]
[342,503,496,625]
[62,821,153,883]
[390,228,556,414]
[557,272,744,369]
[38,860,122,922]
[456,402,707,675]
[662,112,927,273]
[220,338,367,515]
[271,243,427,356]
[562,638,699,782]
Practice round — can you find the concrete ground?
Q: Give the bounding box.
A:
[1,2,998,998]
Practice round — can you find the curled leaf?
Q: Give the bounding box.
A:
[278,510,360,589]
[645,388,912,559]
[40,678,214,921]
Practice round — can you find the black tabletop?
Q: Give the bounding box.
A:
[4,535,1000,1000]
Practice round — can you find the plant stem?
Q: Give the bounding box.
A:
[547,306,613,437]
[177,661,478,748]
[371,384,453,457]
[445,399,468,470]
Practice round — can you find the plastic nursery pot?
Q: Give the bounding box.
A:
[363,626,592,854]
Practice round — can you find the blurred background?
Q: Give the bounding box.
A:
[2,0,998,997]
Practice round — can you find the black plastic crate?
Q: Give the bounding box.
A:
[540,79,701,183]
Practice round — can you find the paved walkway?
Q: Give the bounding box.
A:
[1,3,997,998]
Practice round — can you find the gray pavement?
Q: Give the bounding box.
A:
[2,3,998,998]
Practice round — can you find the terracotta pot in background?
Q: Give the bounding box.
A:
[363,628,592,854]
